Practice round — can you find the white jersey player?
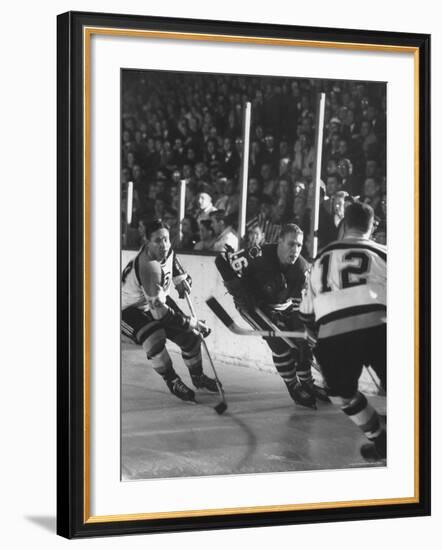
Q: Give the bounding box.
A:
[300,202,387,462]
[122,243,175,312]
[121,220,218,402]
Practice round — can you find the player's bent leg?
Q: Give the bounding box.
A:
[367,324,387,393]
[121,306,195,402]
[330,393,386,461]
[296,344,330,403]
[267,338,316,409]
[144,339,196,402]
[167,323,218,393]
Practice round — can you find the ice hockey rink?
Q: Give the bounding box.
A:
[122,343,386,481]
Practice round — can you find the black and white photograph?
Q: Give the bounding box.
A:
[120,69,388,481]
[55,9,430,538]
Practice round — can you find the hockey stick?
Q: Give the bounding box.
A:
[206,297,308,339]
[364,365,385,396]
[253,306,322,375]
[184,291,228,415]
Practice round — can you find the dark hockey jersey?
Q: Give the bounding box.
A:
[215,244,310,312]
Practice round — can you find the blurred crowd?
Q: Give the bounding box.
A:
[121,71,387,255]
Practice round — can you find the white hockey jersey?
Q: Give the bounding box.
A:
[122,247,175,311]
[300,237,386,339]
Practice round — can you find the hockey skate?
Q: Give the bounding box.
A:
[191,373,219,393]
[360,430,387,462]
[287,380,317,409]
[166,376,196,402]
[309,382,330,403]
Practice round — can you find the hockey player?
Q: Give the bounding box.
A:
[299,202,386,461]
[121,219,218,402]
[215,223,328,408]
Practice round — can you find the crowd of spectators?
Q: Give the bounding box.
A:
[121,70,387,256]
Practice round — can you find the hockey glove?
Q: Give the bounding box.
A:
[175,274,192,299]
[188,317,211,338]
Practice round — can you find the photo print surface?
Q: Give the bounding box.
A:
[120,68,387,481]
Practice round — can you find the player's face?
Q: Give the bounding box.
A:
[277,232,303,266]
[147,228,170,262]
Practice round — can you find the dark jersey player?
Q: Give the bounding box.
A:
[215,223,328,409]
[300,202,386,461]
[121,219,217,402]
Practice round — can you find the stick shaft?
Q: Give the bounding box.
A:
[254,307,297,349]
[206,297,306,338]
[184,292,226,403]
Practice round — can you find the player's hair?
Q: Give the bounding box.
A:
[344,202,374,233]
[209,209,226,223]
[145,219,170,240]
[279,223,303,239]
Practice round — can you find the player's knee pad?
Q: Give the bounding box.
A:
[175,331,200,355]
[267,338,292,357]
[150,347,172,372]
[142,327,167,359]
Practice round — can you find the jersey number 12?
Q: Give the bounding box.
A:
[320,251,370,293]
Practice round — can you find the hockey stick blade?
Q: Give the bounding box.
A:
[214,401,228,415]
[206,296,235,328]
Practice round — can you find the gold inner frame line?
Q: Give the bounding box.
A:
[82,26,420,524]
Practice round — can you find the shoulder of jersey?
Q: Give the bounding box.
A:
[139,254,163,276]
[261,243,277,257]
[315,238,387,262]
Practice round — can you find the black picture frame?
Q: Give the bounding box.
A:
[57,10,431,539]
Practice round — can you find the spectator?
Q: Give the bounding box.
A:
[331,190,348,231]
[246,224,265,248]
[209,210,239,252]
[194,219,216,251]
[214,178,239,216]
[196,191,217,223]
[248,177,261,196]
[260,163,277,196]
[293,132,315,178]
[362,177,383,217]
[246,193,262,222]
[337,158,356,195]
[220,137,240,177]
[179,215,199,250]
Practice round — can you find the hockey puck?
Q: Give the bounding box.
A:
[214,402,227,415]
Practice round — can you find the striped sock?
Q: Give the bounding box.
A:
[272,351,297,385]
[181,338,203,377]
[330,392,384,441]
[149,348,176,381]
